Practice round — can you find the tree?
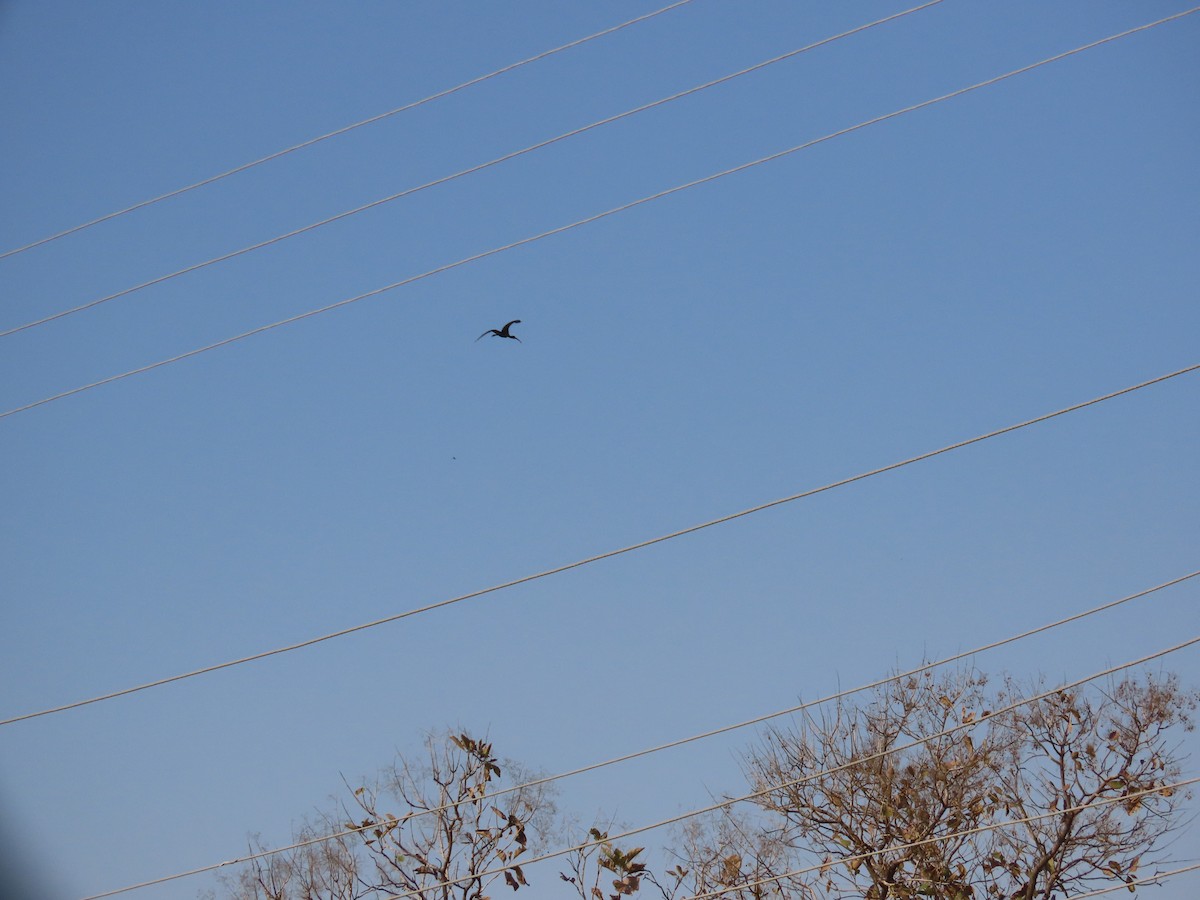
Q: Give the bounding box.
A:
[679,668,1198,900]
[214,669,1197,900]
[558,826,656,900]
[668,806,811,900]
[214,731,556,900]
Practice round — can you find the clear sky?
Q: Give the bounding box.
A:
[1,2,1198,898]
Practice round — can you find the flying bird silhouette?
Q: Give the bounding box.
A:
[476,319,522,342]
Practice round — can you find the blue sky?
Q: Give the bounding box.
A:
[1,1,1198,898]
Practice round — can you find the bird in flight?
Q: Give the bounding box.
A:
[476,319,522,342]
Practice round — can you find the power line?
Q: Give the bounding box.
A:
[686,774,1200,900]
[3,5,1194,416]
[0,0,948,339]
[1071,862,1200,899]
[2,362,1195,728]
[67,570,1200,898]
[0,0,699,262]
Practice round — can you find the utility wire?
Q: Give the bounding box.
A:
[68,571,1199,898]
[2,4,1194,417]
[1070,862,1200,899]
[3,363,1196,728]
[0,0,699,262]
[83,638,1197,900]
[686,774,1200,900]
[0,0,947,338]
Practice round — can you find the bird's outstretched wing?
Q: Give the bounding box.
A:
[502,319,522,332]
[475,330,496,341]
